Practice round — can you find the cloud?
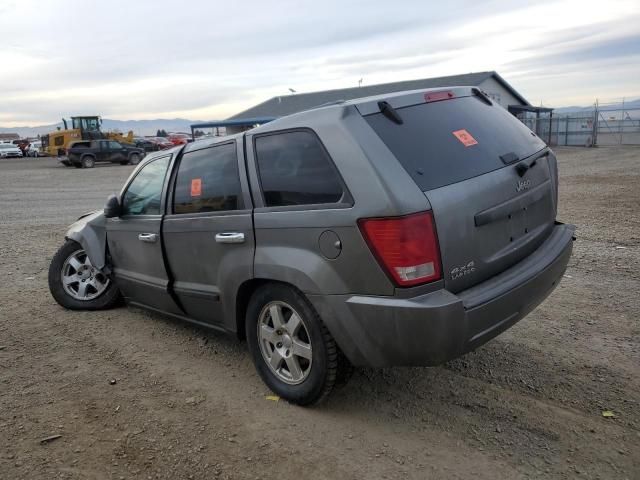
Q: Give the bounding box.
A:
[0,0,639,125]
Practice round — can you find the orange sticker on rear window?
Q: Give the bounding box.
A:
[452,129,478,147]
[191,178,202,197]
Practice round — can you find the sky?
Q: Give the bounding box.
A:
[1,0,639,127]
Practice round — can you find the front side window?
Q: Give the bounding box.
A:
[173,142,242,214]
[121,156,170,215]
[254,130,344,207]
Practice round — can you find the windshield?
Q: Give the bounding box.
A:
[72,117,100,130]
[365,95,546,191]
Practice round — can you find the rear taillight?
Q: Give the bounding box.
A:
[358,211,442,287]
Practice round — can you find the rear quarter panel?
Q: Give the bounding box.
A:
[244,105,433,296]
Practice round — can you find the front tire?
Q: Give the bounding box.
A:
[246,283,347,405]
[48,240,120,310]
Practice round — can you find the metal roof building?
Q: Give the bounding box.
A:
[191,71,548,138]
[228,71,530,121]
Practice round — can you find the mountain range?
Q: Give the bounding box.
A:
[0,118,206,138]
[552,98,640,115]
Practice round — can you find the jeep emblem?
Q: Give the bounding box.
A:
[516,179,531,192]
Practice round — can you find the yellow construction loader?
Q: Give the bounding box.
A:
[41,116,134,156]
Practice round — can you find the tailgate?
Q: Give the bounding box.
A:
[426,150,557,292]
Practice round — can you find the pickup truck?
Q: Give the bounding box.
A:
[62,140,145,168]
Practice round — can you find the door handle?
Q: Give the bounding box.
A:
[215,232,245,244]
[138,233,158,243]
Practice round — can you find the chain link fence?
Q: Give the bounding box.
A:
[516,97,640,147]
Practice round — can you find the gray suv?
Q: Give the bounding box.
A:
[48,87,574,405]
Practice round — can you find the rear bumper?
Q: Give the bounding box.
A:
[309,223,575,367]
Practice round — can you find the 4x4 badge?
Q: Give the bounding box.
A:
[450,261,476,280]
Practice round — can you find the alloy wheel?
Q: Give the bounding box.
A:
[257,301,313,385]
[61,249,110,301]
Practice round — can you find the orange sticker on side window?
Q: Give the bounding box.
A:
[190,178,202,197]
[452,129,478,147]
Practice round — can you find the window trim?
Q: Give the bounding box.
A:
[251,127,353,211]
[119,154,172,218]
[167,140,245,216]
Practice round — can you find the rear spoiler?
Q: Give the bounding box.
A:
[354,86,478,116]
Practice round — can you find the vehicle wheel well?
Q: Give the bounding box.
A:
[236,279,301,340]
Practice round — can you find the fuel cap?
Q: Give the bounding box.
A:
[318,230,342,259]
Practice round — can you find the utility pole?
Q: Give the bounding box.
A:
[620,97,625,145]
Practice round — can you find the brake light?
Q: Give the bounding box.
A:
[358,211,442,287]
[424,90,455,103]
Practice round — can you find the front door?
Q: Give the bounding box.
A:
[97,140,110,162]
[162,140,254,328]
[107,154,182,314]
[107,141,126,163]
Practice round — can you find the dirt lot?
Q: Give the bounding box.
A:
[1,148,639,479]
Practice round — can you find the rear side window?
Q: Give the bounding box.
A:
[173,142,242,214]
[365,96,546,191]
[254,130,344,207]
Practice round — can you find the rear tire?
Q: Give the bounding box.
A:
[81,155,95,168]
[48,240,120,310]
[246,283,348,405]
[129,153,141,165]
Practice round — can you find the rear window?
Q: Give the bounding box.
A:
[365,95,546,191]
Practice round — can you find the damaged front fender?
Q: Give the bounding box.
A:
[65,210,108,271]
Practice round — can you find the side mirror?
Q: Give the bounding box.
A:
[104,194,121,218]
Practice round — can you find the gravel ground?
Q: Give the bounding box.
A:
[1,148,639,479]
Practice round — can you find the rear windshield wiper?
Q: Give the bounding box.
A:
[503,148,549,177]
[377,101,403,125]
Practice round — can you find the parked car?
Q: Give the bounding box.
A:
[0,143,23,158]
[133,138,162,152]
[148,137,175,149]
[168,133,191,145]
[48,87,574,405]
[62,140,144,168]
[27,141,43,157]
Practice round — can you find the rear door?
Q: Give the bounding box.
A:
[162,140,254,329]
[106,154,182,314]
[364,92,556,293]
